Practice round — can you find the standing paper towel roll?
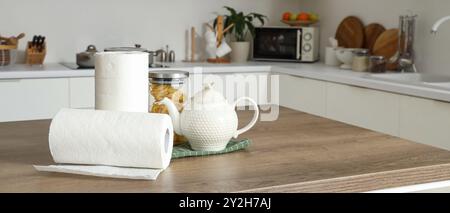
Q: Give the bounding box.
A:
[35,108,173,180]
[95,51,149,113]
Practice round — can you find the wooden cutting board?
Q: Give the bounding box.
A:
[373,29,399,70]
[364,23,386,53]
[335,16,365,48]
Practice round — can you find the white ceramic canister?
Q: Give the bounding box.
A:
[325,46,340,66]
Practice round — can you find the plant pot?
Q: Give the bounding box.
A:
[230,41,250,63]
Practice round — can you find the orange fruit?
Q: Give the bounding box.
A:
[282,12,292,21]
[297,12,310,21]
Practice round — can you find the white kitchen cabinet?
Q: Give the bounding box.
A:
[69,77,95,109]
[279,75,400,136]
[326,82,400,136]
[399,95,450,150]
[0,78,70,122]
[279,74,327,117]
[190,72,270,106]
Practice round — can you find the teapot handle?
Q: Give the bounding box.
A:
[233,97,259,138]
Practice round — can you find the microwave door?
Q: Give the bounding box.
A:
[297,30,302,60]
[253,28,298,61]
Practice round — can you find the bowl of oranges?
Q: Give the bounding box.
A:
[281,12,319,26]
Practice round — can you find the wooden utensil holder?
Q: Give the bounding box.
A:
[26,42,46,65]
[207,15,233,64]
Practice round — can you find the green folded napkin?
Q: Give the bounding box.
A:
[172,139,251,159]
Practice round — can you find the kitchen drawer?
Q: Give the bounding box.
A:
[0,78,70,122]
[399,96,450,150]
[279,74,327,117]
[69,77,95,109]
[190,73,269,106]
[326,82,400,136]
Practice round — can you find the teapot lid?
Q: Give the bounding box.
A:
[191,83,227,105]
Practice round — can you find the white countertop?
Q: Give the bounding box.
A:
[0,64,94,79]
[2,61,450,103]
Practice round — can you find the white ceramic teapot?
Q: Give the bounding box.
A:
[160,83,259,151]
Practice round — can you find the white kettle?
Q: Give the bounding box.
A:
[160,83,259,151]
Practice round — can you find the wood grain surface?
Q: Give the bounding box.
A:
[1,107,450,192]
[335,16,365,48]
[373,28,400,70]
[364,23,386,53]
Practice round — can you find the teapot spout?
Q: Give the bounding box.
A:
[160,98,183,135]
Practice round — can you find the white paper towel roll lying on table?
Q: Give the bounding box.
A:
[95,51,149,113]
[34,108,174,180]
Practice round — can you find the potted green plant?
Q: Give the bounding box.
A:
[215,6,267,63]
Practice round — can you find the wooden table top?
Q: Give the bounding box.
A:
[2,107,450,193]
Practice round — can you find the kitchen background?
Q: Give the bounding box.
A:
[0,0,299,63]
[299,0,450,76]
[1,0,450,76]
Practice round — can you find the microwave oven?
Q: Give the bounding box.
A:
[252,26,320,62]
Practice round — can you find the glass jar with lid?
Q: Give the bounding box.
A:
[149,70,189,145]
[352,49,370,72]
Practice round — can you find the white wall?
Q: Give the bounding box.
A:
[0,0,299,63]
[299,0,450,76]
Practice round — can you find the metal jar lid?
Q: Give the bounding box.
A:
[104,44,147,52]
[354,49,369,56]
[149,70,189,84]
[370,55,386,62]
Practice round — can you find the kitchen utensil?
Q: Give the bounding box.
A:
[104,44,147,52]
[38,36,46,52]
[190,27,196,61]
[364,23,386,53]
[325,47,340,66]
[31,36,38,48]
[205,27,218,58]
[149,70,189,145]
[335,16,365,48]
[373,29,399,70]
[26,35,46,65]
[105,44,164,67]
[160,83,260,152]
[369,56,387,73]
[76,45,98,68]
[182,24,198,63]
[207,15,234,63]
[159,45,168,62]
[335,48,361,70]
[169,50,176,62]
